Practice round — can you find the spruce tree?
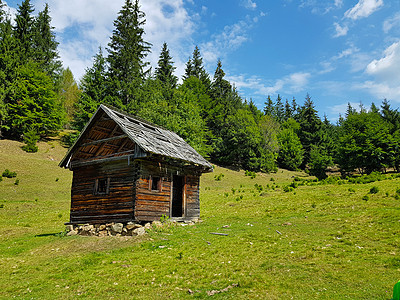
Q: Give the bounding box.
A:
[155,42,177,100]
[275,94,284,123]
[184,46,210,89]
[32,3,62,82]
[0,14,16,137]
[107,0,151,110]
[264,95,274,116]
[14,0,35,64]
[297,93,324,168]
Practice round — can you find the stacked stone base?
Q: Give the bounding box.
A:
[65,221,153,237]
[65,219,200,237]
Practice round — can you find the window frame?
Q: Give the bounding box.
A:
[94,177,110,195]
[149,175,162,192]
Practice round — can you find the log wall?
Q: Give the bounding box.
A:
[69,159,138,224]
[68,157,201,224]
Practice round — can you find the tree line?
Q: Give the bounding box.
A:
[1,0,400,178]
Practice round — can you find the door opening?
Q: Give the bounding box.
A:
[172,175,184,217]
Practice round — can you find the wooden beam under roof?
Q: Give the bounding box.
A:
[79,134,128,148]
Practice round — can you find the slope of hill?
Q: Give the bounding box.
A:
[0,139,399,299]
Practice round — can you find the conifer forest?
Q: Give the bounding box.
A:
[1,0,400,179]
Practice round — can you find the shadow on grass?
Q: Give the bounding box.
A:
[35,232,66,238]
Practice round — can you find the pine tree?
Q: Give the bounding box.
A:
[264,95,274,116]
[275,94,284,123]
[107,0,151,109]
[297,93,324,168]
[284,99,293,121]
[184,46,210,89]
[155,42,177,100]
[183,58,193,80]
[73,48,107,131]
[0,13,16,137]
[32,3,62,81]
[13,0,35,64]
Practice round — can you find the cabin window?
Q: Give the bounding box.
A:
[94,178,110,195]
[150,176,162,191]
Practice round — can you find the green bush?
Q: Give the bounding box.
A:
[214,173,224,181]
[362,195,369,201]
[369,186,379,194]
[2,169,17,178]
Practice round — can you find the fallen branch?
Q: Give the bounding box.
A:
[209,232,228,236]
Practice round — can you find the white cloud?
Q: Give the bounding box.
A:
[344,0,383,20]
[366,42,400,83]
[241,0,257,10]
[228,72,311,97]
[26,0,195,81]
[333,22,349,37]
[383,12,400,33]
[360,42,400,101]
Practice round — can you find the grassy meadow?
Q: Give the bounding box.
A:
[0,139,399,299]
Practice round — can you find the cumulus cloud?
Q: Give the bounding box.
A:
[228,72,311,97]
[383,12,400,33]
[344,0,383,20]
[27,0,194,81]
[361,42,400,101]
[366,42,400,83]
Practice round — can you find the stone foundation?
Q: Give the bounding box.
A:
[65,220,199,237]
[65,221,151,237]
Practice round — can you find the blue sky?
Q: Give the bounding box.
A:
[4,0,400,121]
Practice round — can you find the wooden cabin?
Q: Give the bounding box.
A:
[59,105,213,224]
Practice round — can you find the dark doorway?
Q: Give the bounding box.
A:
[172,175,184,217]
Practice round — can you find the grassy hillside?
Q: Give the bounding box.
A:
[0,139,399,299]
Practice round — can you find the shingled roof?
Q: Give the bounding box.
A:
[59,104,213,171]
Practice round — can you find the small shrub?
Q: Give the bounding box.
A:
[231,188,236,194]
[224,192,229,197]
[55,178,59,182]
[245,170,256,179]
[14,179,19,185]
[394,194,400,200]
[362,195,369,201]
[311,202,316,208]
[22,128,39,153]
[396,188,400,195]
[0,204,4,208]
[214,173,225,181]
[270,178,275,181]
[2,169,17,178]
[283,186,293,192]
[369,186,379,194]
[160,214,170,223]
[348,188,355,193]
[254,183,263,192]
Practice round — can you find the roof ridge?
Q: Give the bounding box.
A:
[100,104,171,133]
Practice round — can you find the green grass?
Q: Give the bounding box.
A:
[0,139,399,299]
